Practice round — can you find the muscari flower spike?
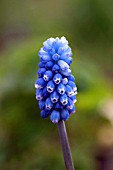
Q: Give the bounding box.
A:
[35,36,77,124]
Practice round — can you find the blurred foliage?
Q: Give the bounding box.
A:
[0,0,113,169]
[0,0,113,72]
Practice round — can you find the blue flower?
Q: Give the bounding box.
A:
[35,78,46,89]
[50,110,60,124]
[60,93,68,105]
[68,105,76,114]
[52,53,60,61]
[47,80,55,93]
[60,68,71,76]
[57,60,69,71]
[57,83,66,95]
[45,61,54,69]
[37,68,46,77]
[38,100,45,110]
[45,97,53,110]
[53,73,62,84]
[52,64,60,73]
[61,109,70,121]
[35,36,77,123]
[62,78,68,85]
[66,98,73,110]
[43,70,53,81]
[40,110,50,118]
[38,62,45,68]
[65,85,74,97]
[50,91,59,103]
[70,95,77,104]
[68,75,75,81]
[36,89,43,100]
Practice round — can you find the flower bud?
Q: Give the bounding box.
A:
[45,97,53,110]
[61,109,69,121]
[68,80,77,91]
[35,78,46,89]
[36,89,43,100]
[37,68,46,77]
[52,64,60,73]
[57,60,69,71]
[62,78,68,84]
[65,85,74,97]
[50,110,60,124]
[45,61,54,69]
[70,95,77,103]
[52,53,60,61]
[66,98,74,110]
[38,100,45,110]
[43,70,53,81]
[40,110,48,118]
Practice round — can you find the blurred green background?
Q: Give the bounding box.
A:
[0,0,113,170]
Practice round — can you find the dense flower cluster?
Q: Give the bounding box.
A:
[35,36,77,123]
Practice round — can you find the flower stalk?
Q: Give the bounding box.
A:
[35,36,77,169]
[58,120,75,170]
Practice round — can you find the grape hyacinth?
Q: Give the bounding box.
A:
[35,36,77,124]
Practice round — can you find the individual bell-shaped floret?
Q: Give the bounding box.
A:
[38,48,52,61]
[63,57,72,65]
[47,80,55,93]
[57,83,66,95]
[48,48,55,56]
[65,85,74,97]
[35,78,46,89]
[52,53,60,61]
[40,110,49,118]
[37,68,46,78]
[68,105,76,114]
[70,95,77,104]
[57,60,69,71]
[68,75,75,82]
[60,93,68,105]
[36,89,43,100]
[50,110,60,124]
[60,50,72,60]
[57,45,69,55]
[45,97,53,110]
[53,73,62,84]
[62,78,68,85]
[54,103,63,110]
[43,70,53,81]
[68,80,77,91]
[66,98,74,110]
[52,64,60,73]
[50,91,59,103]
[42,87,49,98]
[59,36,68,46]
[38,62,45,68]
[45,61,54,69]
[60,68,71,76]
[38,100,45,110]
[61,109,70,121]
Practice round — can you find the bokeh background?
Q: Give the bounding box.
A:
[0,0,113,170]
